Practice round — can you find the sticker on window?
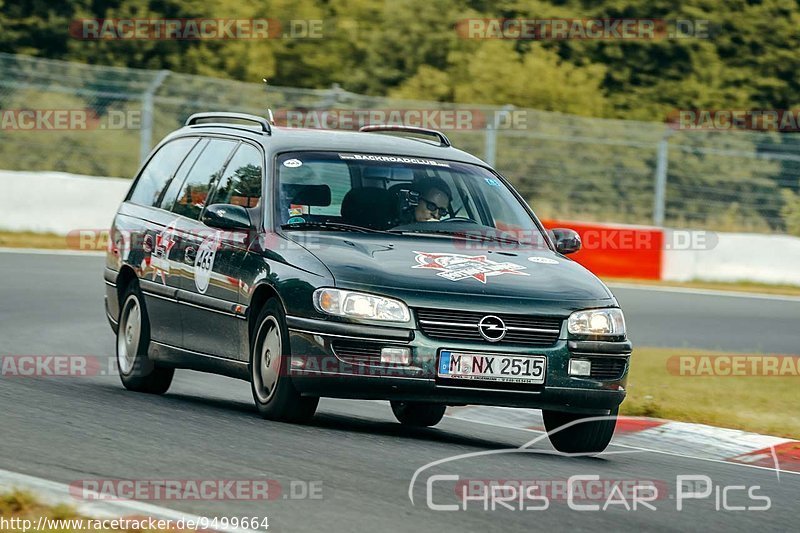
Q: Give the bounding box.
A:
[283,159,303,168]
[289,204,308,216]
[338,153,450,167]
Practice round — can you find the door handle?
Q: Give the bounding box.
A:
[184,246,196,264]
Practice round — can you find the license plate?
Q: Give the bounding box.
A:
[437,350,546,384]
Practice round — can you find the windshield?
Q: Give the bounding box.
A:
[276,151,547,244]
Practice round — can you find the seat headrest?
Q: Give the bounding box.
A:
[282,184,331,206]
[341,187,397,230]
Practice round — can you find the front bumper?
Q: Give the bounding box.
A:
[286,315,630,414]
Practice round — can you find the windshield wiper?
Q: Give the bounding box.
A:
[281,221,392,234]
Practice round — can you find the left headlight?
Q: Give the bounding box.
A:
[568,308,626,337]
[313,288,411,323]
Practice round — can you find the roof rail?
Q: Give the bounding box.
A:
[358,125,451,147]
[185,112,272,135]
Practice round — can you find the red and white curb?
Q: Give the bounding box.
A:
[445,406,800,473]
[0,468,259,533]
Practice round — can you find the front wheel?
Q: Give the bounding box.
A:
[250,299,318,423]
[116,283,174,394]
[542,407,618,454]
[390,401,446,427]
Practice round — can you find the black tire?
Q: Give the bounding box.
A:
[390,401,446,427]
[116,282,174,394]
[250,299,318,422]
[542,407,618,454]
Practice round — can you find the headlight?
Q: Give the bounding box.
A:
[568,308,626,337]
[313,288,410,322]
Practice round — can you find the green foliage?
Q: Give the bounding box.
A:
[448,41,609,116]
[3,0,800,121]
[781,189,800,236]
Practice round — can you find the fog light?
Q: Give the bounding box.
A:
[569,359,592,377]
[380,347,411,365]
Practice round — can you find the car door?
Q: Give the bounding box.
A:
[124,136,201,348]
[164,137,242,357]
[181,141,264,360]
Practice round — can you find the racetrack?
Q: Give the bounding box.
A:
[1,250,798,532]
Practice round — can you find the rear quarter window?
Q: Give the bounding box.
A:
[128,137,198,207]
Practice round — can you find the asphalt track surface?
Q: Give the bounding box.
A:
[1,251,799,532]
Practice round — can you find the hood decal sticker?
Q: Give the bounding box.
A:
[528,256,560,265]
[412,251,529,284]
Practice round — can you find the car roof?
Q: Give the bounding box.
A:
[161,124,489,167]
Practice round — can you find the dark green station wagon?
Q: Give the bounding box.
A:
[104,112,631,453]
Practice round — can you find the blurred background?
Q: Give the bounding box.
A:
[2,0,800,283]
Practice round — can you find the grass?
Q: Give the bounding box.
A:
[0,232,76,250]
[622,347,800,439]
[0,490,168,532]
[0,491,81,532]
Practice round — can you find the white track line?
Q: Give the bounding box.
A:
[444,415,800,479]
[0,468,259,533]
[607,282,800,302]
[0,247,105,257]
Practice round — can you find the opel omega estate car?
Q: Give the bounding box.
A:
[104,112,631,453]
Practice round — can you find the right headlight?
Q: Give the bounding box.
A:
[568,308,626,337]
[313,288,410,323]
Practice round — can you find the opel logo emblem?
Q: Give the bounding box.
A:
[478,315,507,342]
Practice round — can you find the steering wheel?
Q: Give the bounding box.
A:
[442,216,479,224]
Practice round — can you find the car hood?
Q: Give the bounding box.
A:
[294,233,615,312]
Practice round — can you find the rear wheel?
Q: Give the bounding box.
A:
[116,283,174,394]
[250,299,318,422]
[391,401,446,427]
[542,407,618,454]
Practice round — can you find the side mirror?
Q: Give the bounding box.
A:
[550,228,581,255]
[202,204,252,230]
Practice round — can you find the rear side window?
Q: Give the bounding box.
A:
[159,138,209,212]
[170,139,238,220]
[128,138,197,207]
[207,143,263,208]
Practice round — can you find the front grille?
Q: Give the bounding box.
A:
[331,342,383,366]
[588,357,628,380]
[415,308,562,346]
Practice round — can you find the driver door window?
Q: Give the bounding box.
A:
[170,139,238,220]
[207,143,263,208]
